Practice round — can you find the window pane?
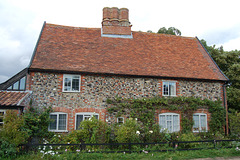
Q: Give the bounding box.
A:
[94,115,99,120]
[64,78,71,91]
[173,115,179,132]
[72,78,79,91]
[200,115,207,131]
[159,115,166,129]
[13,81,19,90]
[167,121,172,132]
[117,117,124,124]
[76,115,83,130]
[163,82,169,95]
[50,115,57,130]
[84,115,91,120]
[193,115,199,131]
[19,77,26,90]
[169,82,176,96]
[7,85,13,90]
[0,111,4,123]
[58,114,67,130]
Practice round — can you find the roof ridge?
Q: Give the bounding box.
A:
[46,23,100,30]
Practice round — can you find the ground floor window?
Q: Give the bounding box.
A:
[193,113,207,132]
[75,113,99,130]
[117,117,124,124]
[159,113,180,132]
[0,110,5,129]
[49,112,67,132]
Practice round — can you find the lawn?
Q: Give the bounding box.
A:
[7,148,240,160]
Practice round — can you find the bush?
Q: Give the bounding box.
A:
[0,138,17,159]
[23,106,53,143]
[66,116,111,144]
[0,111,29,146]
[114,118,141,143]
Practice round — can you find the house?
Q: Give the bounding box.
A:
[0,7,228,133]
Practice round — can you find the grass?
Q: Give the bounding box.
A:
[7,148,240,160]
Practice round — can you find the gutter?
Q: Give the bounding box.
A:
[222,82,229,135]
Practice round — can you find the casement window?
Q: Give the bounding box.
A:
[75,113,99,130]
[63,74,81,92]
[117,117,124,124]
[7,76,26,91]
[49,112,67,132]
[162,81,176,96]
[0,110,5,129]
[159,113,180,132]
[193,113,207,132]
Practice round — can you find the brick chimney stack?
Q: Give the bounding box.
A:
[102,7,132,36]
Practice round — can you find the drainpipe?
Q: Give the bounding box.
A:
[222,82,228,135]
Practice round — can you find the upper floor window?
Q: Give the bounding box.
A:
[193,113,207,132]
[159,113,180,132]
[7,76,26,91]
[162,81,176,96]
[49,112,67,132]
[75,113,99,130]
[63,74,80,92]
[0,110,5,129]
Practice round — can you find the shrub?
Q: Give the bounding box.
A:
[0,111,29,146]
[66,116,111,144]
[23,106,53,143]
[0,138,17,159]
[114,118,141,143]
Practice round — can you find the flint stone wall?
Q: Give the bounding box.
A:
[30,72,223,109]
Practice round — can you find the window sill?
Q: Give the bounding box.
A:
[62,91,80,93]
[49,130,69,133]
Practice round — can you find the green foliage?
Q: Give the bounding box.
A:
[0,111,29,146]
[23,106,53,142]
[0,138,17,159]
[157,27,181,36]
[108,96,225,134]
[228,109,240,138]
[114,118,141,143]
[200,39,240,111]
[66,116,111,144]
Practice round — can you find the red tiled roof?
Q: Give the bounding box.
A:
[0,91,29,106]
[30,23,228,81]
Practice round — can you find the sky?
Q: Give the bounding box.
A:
[0,0,240,83]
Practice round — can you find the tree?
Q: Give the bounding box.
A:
[201,39,240,111]
[157,27,181,36]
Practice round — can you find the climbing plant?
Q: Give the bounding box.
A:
[107,96,226,134]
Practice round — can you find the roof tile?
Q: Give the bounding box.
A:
[30,23,228,81]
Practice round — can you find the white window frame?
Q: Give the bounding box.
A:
[0,110,6,129]
[159,113,180,133]
[193,113,208,132]
[62,74,81,92]
[49,112,68,132]
[75,112,99,130]
[162,81,176,96]
[117,117,124,124]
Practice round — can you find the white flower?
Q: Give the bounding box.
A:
[58,135,61,137]
[135,118,138,121]
[65,149,68,152]
[149,130,153,133]
[76,149,80,152]
[136,131,140,135]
